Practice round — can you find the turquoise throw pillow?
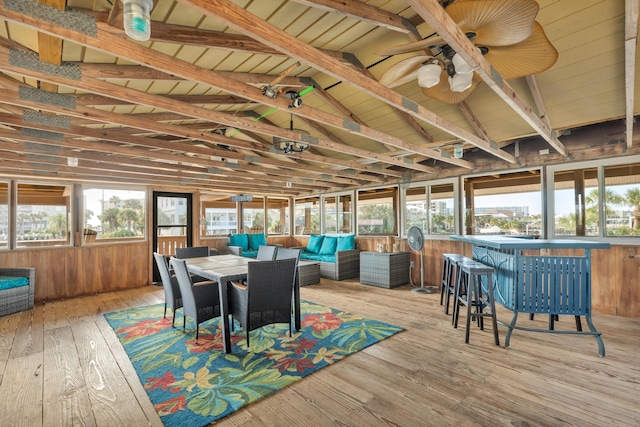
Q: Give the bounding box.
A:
[337,234,356,251]
[229,233,249,251]
[248,233,266,250]
[319,236,337,255]
[307,234,324,254]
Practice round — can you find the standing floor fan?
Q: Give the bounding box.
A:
[407,226,435,294]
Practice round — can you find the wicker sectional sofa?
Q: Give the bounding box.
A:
[293,234,360,281]
[0,267,35,317]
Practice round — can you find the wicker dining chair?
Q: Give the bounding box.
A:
[228,258,297,350]
[170,257,222,344]
[175,246,214,282]
[176,246,213,259]
[153,252,183,327]
[256,245,277,261]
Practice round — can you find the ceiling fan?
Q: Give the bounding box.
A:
[376,0,558,104]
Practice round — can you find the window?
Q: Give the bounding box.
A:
[405,186,427,233]
[604,163,640,237]
[338,193,353,234]
[323,196,337,234]
[464,171,541,236]
[0,181,8,249]
[241,197,265,233]
[202,196,237,236]
[267,197,289,235]
[357,187,398,235]
[405,182,455,236]
[553,168,598,237]
[294,196,320,235]
[83,186,146,241]
[17,182,72,247]
[429,183,455,235]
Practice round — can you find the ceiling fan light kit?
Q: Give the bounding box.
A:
[273,114,310,154]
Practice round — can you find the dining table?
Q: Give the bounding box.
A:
[184,254,302,353]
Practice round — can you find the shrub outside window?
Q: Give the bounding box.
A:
[17,182,72,247]
[83,187,146,242]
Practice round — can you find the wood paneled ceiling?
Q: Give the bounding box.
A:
[0,0,638,197]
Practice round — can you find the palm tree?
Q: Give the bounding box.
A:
[624,188,640,230]
[47,213,67,238]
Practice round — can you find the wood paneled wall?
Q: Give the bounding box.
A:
[1,237,637,318]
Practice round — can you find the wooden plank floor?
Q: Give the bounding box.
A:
[1,279,639,426]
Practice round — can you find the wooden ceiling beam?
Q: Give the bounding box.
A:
[405,0,568,157]
[526,75,553,132]
[78,63,308,87]
[290,0,420,35]
[179,0,506,165]
[625,0,639,149]
[95,10,349,63]
[0,105,374,186]
[0,141,318,193]
[22,6,448,171]
[36,0,65,93]
[0,129,337,192]
[75,93,253,107]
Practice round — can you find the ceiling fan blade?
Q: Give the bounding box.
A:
[375,35,445,56]
[484,22,558,80]
[421,70,481,104]
[379,55,431,88]
[447,0,539,47]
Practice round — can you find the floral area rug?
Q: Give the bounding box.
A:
[104,300,403,427]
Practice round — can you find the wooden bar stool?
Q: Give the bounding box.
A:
[450,256,475,326]
[440,253,466,315]
[453,261,500,346]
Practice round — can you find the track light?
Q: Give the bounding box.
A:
[286,91,302,108]
[261,85,280,99]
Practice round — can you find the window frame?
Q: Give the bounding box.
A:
[15,180,74,248]
[82,184,148,245]
[356,185,399,236]
[546,155,640,243]
[401,177,459,239]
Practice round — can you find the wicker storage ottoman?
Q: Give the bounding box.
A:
[298,261,320,286]
[360,251,409,289]
[0,267,35,317]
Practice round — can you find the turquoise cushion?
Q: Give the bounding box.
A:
[319,236,337,255]
[337,234,356,251]
[240,250,258,258]
[229,233,249,251]
[247,233,266,250]
[307,234,324,254]
[0,276,28,291]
